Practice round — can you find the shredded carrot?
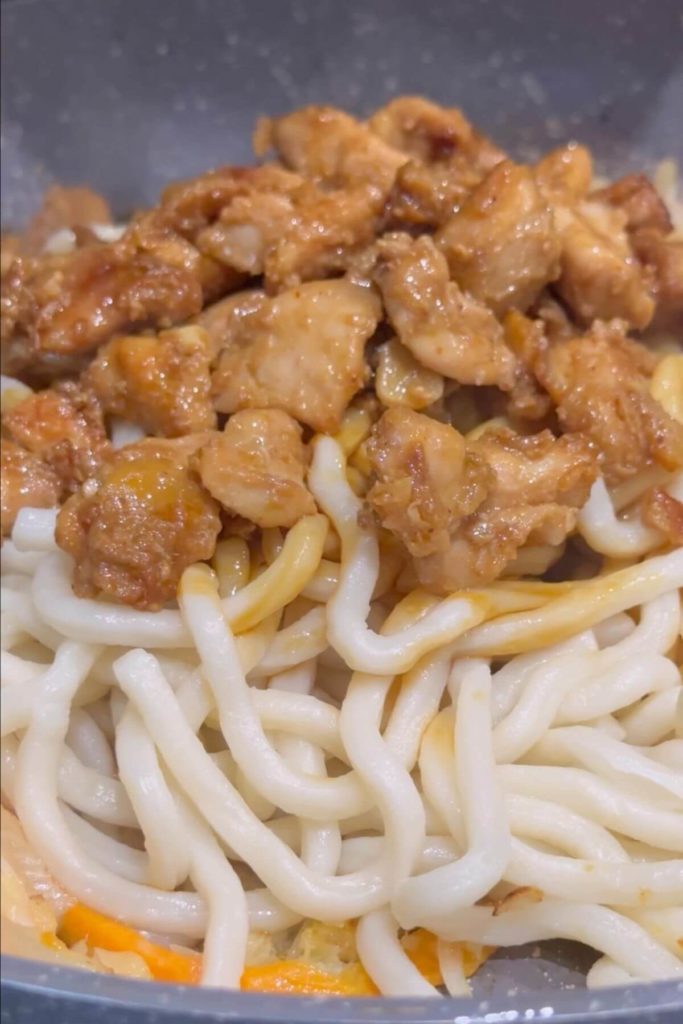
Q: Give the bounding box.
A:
[241,959,378,996]
[58,903,492,995]
[58,904,201,984]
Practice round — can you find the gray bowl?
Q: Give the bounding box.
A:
[1,1,682,1022]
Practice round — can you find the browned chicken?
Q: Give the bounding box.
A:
[211,279,381,433]
[436,161,561,315]
[374,337,444,411]
[535,143,593,205]
[193,289,267,357]
[85,325,216,437]
[2,208,242,380]
[418,428,597,593]
[641,486,683,546]
[365,407,491,558]
[1,440,61,537]
[632,231,683,332]
[2,382,110,492]
[501,310,553,421]
[55,435,220,609]
[534,321,683,483]
[255,106,407,195]
[373,233,517,390]
[368,96,504,170]
[196,409,316,528]
[591,174,673,236]
[365,411,596,591]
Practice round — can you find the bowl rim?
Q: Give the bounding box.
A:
[3,954,683,1024]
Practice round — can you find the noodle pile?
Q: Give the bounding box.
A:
[1,423,682,995]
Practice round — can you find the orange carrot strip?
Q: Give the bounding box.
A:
[58,904,201,984]
[241,959,378,996]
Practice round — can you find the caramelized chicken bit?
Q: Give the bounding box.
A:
[632,231,683,332]
[197,409,316,528]
[502,311,553,421]
[193,290,267,358]
[368,97,504,170]
[1,440,61,537]
[535,143,593,205]
[2,382,110,492]
[256,106,407,194]
[374,233,517,390]
[436,161,561,315]
[21,185,112,255]
[85,326,216,437]
[591,174,673,236]
[365,408,491,558]
[416,428,597,592]
[641,486,683,546]
[553,201,655,329]
[211,279,381,433]
[55,436,220,609]
[534,321,683,483]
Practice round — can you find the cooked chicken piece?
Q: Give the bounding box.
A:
[501,310,553,421]
[2,382,110,492]
[160,164,304,237]
[641,486,683,546]
[535,143,593,205]
[436,161,561,315]
[591,174,673,236]
[364,407,491,557]
[212,279,381,433]
[374,337,444,411]
[552,200,655,329]
[416,428,597,592]
[532,293,578,342]
[383,157,485,229]
[196,409,316,528]
[255,106,406,194]
[21,185,112,255]
[56,435,220,609]
[365,411,596,591]
[193,290,267,358]
[85,326,216,437]
[1,440,61,537]
[198,180,383,292]
[368,96,504,170]
[374,233,516,390]
[632,231,683,332]
[534,321,683,483]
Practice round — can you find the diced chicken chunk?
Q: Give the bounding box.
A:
[365,410,597,592]
[2,382,110,491]
[436,161,561,315]
[1,440,61,537]
[632,231,683,332]
[55,435,220,609]
[553,201,655,329]
[196,409,316,528]
[368,96,504,170]
[211,279,381,433]
[255,106,406,194]
[193,290,267,358]
[533,321,683,483]
[535,144,593,205]
[591,174,673,236]
[365,407,491,557]
[374,233,516,389]
[85,326,216,437]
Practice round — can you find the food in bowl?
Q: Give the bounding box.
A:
[1,96,682,997]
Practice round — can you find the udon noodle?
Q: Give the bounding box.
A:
[1,428,682,993]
